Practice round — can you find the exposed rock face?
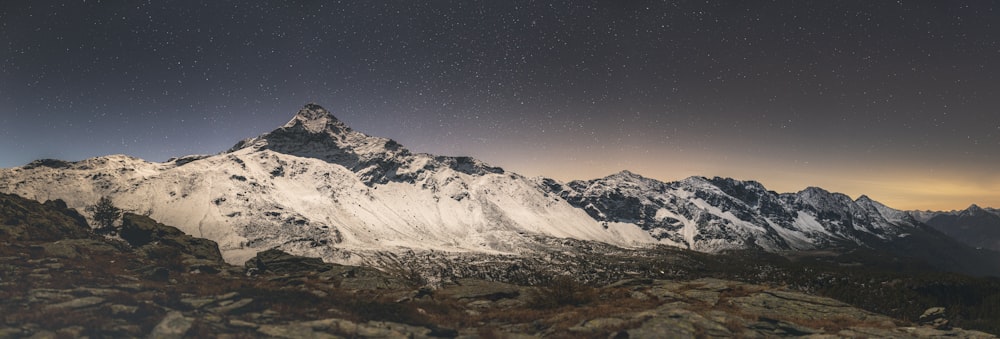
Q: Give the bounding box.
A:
[919,307,951,330]
[243,248,411,290]
[121,213,225,265]
[0,193,91,241]
[549,172,917,252]
[244,248,333,274]
[547,172,1000,276]
[229,103,504,186]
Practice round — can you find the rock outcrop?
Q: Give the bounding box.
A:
[120,213,226,272]
[244,248,334,275]
[919,307,951,330]
[0,193,91,241]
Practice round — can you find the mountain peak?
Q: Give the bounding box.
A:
[679,176,710,184]
[284,103,343,133]
[960,204,986,217]
[800,186,831,195]
[708,177,768,192]
[607,170,644,180]
[297,103,333,119]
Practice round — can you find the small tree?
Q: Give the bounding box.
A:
[86,196,122,235]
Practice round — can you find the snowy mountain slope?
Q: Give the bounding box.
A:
[0,103,966,269]
[0,105,652,264]
[539,171,921,253]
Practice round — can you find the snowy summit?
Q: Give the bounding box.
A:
[0,104,932,266]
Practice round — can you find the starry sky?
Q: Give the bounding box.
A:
[2,1,998,210]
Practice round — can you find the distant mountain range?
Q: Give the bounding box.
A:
[911,205,1000,252]
[2,104,997,275]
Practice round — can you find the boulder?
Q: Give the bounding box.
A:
[919,307,950,330]
[244,248,333,275]
[245,249,413,290]
[148,312,193,339]
[44,296,104,310]
[120,213,224,265]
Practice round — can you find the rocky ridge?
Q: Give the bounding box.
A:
[911,205,1000,252]
[543,171,1000,276]
[544,171,917,252]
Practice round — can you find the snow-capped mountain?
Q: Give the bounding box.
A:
[0,104,980,270]
[226,103,506,186]
[0,104,651,264]
[539,171,920,253]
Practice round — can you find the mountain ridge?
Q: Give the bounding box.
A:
[910,205,1000,252]
[1,104,996,276]
[1,104,630,265]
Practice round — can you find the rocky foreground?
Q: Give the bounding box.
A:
[0,193,994,338]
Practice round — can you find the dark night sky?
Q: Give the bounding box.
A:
[2,1,998,210]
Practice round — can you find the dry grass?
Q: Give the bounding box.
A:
[527,275,599,309]
[445,285,661,334]
[5,301,165,337]
[787,315,896,332]
[709,295,896,334]
[717,283,767,299]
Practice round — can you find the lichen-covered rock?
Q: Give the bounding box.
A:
[121,213,224,264]
[148,312,193,339]
[0,194,91,241]
[627,307,733,338]
[244,248,333,274]
[728,289,881,322]
[44,296,104,310]
[919,307,950,330]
